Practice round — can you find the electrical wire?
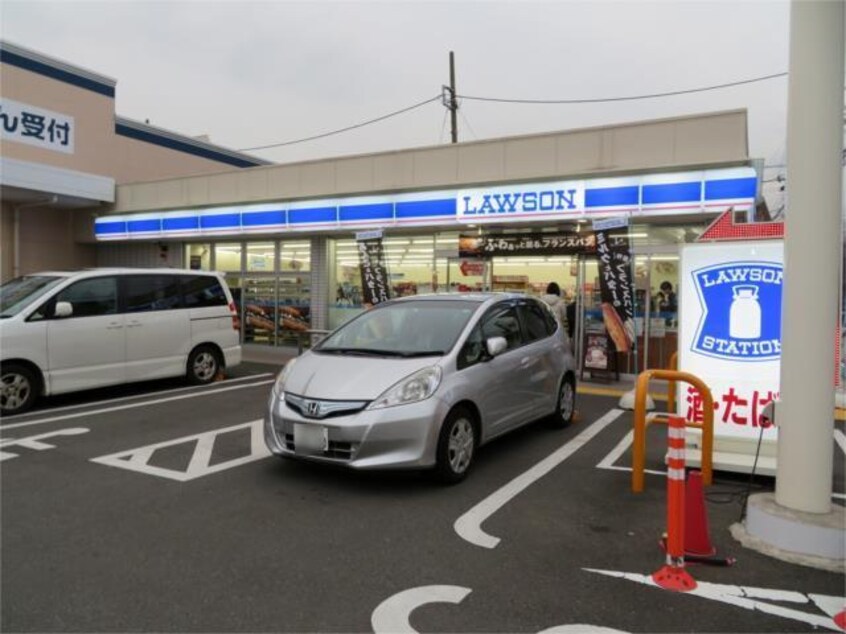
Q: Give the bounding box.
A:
[239,95,442,151]
[459,106,480,141]
[457,72,787,105]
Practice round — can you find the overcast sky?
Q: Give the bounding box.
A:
[2,0,792,180]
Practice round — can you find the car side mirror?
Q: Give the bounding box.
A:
[54,301,73,319]
[486,336,508,358]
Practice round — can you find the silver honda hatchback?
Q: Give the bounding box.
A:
[264,293,576,483]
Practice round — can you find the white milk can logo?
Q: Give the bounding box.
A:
[691,261,782,361]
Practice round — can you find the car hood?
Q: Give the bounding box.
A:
[285,352,442,400]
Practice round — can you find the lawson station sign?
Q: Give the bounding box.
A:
[95,166,757,240]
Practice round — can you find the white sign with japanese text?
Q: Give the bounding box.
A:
[0,98,74,154]
[679,241,783,442]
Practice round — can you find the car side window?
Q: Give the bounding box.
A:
[123,275,182,313]
[53,277,118,318]
[540,301,558,335]
[182,275,228,308]
[519,301,551,343]
[481,304,522,351]
[457,324,486,370]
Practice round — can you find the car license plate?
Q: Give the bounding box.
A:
[294,423,328,455]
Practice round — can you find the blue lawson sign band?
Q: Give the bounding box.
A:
[94,167,758,241]
[691,261,783,362]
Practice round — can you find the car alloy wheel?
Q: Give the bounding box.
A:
[553,375,575,428]
[436,407,477,484]
[0,365,36,415]
[448,416,475,475]
[187,346,221,385]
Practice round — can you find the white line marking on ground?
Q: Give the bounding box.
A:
[596,429,666,476]
[834,429,846,455]
[0,373,273,422]
[90,420,271,481]
[0,427,89,461]
[0,380,274,432]
[584,568,843,631]
[454,408,625,549]
[538,626,628,633]
[371,585,472,634]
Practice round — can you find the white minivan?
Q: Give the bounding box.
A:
[0,268,242,415]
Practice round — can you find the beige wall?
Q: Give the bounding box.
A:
[111,110,750,214]
[1,202,14,281]
[109,134,240,184]
[17,207,96,275]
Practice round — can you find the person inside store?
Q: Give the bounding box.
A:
[541,282,569,340]
[658,281,677,313]
[565,291,576,341]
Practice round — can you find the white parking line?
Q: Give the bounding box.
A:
[596,429,666,476]
[371,585,472,634]
[0,380,274,432]
[0,373,274,422]
[454,408,625,549]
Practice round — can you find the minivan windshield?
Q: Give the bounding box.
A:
[0,276,64,318]
[317,300,477,357]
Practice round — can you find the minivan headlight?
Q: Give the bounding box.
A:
[367,366,442,410]
[272,358,297,397]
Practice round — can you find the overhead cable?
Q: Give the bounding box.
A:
[239,95,442,151]
[457,72,788,105]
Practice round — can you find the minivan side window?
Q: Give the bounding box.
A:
[519,301,552,343]
[53,277,118,318]
[182,275,228,308]
[123,275,182,313]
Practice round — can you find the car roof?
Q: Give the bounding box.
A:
[23,268,222,279]
[390,292,525,304]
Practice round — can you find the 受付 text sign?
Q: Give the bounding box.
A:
[679,241,783,442]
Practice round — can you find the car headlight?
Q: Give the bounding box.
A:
[272,358,297,397]
[367,366,442,410]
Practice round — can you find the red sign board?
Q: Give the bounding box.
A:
[459,260,485,276]
[698,210,784,242]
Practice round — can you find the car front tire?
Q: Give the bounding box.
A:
[435,406,477,484]
[1,363,39,416]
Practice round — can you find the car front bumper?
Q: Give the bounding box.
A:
[263,391,450,469]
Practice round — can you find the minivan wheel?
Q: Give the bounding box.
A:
[552,374,576,428]
[187,346,221,385]
[1,364,38,416]
[435,407,477,484]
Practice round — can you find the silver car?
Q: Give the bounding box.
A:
[264,293,576,483]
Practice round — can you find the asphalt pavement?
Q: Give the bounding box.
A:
[1,362,843,633]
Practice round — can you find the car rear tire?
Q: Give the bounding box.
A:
[435,406,477,484]
[1,363,39,416]
[552,374,576,428]
[187,345,222,385]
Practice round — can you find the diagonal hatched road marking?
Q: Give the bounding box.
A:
[90,420,270,481]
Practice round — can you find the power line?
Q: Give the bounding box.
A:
[457,72,788,105]
[239,95,442,151]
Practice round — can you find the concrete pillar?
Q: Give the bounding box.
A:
[776,0,845,513]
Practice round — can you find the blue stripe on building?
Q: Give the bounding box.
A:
[585,186,639,208]
[162,216,200,231]
[339,203,394,222]
[200,213,241,229]
[242,210,286,227]
[395,199,456,218]
[0,49,115,98]
[114,124,262,168]
[288,207,337,225]
[94,222,127,235]
[704,177,757,200]
[642,181,701,205]
[127,219,161,233]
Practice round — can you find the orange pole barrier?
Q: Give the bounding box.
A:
[667,351,678,414]
[632,369,713,493]
[652,415,697,592]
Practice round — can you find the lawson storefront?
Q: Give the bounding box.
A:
[94,164,758,377]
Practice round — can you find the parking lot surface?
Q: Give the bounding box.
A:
[1,363,843,632]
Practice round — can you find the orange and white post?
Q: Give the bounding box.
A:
[652,415,697,592]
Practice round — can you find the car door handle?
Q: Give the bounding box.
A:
[106,323,124,330]
[126,321,142,328]
[520,356,533,367]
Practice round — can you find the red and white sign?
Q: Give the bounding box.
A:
[698,210,784,242]
[459,260,485,277]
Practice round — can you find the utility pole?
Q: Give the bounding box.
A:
[442,51,458,144]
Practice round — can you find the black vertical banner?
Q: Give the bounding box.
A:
[594,222,635,352]
[357,236,390,306]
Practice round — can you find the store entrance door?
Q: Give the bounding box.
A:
[575,250,679,378]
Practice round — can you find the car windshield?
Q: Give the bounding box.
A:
[0,275,63,318]
[317,300,477,357]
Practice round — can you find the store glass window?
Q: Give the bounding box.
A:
[278,241,311,273]
[246,243,276,273]
[185,244,211,271]
[215,243,242,272]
